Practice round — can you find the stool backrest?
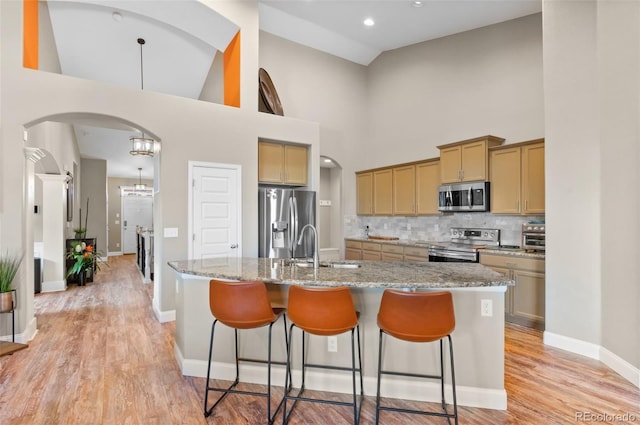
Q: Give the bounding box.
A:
[287,285,358,336]
[209,280,276,329]
[377,290,455,342]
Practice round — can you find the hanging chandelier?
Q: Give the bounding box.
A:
[130,37,155,157]
[134,167,146,191]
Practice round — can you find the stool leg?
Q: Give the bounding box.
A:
[203,320,215,416]
[356,324,364,396]
[375,329,384,425]
[282,322,295,425]
[283,314,292,389]
[350,328,359,425]
[234,329,240,385]
[448,335,459,425]
[440,338,446,409]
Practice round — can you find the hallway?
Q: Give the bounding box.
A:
[0,255,637,424]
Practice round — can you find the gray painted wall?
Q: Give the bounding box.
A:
[80,159,107,256]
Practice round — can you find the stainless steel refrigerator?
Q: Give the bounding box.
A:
[259,187,316,259]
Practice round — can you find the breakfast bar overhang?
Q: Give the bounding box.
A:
[169,258,514,410]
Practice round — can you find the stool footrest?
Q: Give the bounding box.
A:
[380,369,441,380]
[377,404,456,419]
[238,356,288,367]
[303,362,362,374]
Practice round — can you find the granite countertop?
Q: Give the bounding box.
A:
[168,257,514,289]
[479,248,545,259]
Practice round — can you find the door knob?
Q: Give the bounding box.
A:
[230,244,238,249]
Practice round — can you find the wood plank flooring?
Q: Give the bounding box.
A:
[0,255,637,424]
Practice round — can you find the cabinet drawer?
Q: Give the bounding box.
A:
[361,241,381,252]
[403,246,429,258]
[480,254,544,273]
[345,248,362,261]
[345,240,362,249]
[362,250,381,261]
[381,244,404,254]
[404,255,429,263]
[381,252,403,261]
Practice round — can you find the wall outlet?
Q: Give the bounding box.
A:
[328,336,338,352]
[481,299,493,317]
[116,242,120,248]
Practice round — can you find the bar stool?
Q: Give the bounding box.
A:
[282,285,364,424]
[375,290,458,425]
[204,279,290,424]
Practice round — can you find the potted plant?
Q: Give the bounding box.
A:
[66,240,103,286]
[74,198,89,239]
[0,251,22,313]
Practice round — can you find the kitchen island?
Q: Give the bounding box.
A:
[169,257,514,410]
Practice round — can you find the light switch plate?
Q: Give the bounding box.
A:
[164,227,179,238]
[319,200,332,206]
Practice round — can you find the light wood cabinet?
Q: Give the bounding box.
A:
[438,135,504,183]
[373,169,393,215]
[258,141,308,186]
[480,253,545,330]
[356,172,373,215]
[344,240,430,263]
[415,160,440,215]
[356,158,439,217]
[490,139,544,214]
[393,165,415,215]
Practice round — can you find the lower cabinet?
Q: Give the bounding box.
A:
[480,253,545,330]
[344,239,430,263]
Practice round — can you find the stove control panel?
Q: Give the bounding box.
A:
[450,227,500,245]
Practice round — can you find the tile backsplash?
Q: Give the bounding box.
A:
[344,213,544,246]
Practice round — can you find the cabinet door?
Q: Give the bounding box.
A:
[362,250,381,260]
[416,161,440,215]
[439,146,462,183]
[258,142,284,183]
[490,147,522,214]
[373,169,393,215]
[485,265,513,316]
[345,248,362,261]
[284,145,308,185]
[512,270,545,330]
[393,165,415,215]
[356,172,373,215]
[522,143,545,214]
[460,141,487,181]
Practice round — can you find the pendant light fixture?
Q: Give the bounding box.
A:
[130,37,155,157]
[134,167,146,191]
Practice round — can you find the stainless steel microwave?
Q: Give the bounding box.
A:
[438,181,490,212]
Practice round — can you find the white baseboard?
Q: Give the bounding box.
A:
[600,347,640,388]
[544,331,640,388]
[543,331,600,360]
[175,345,507,410]
[0,317,38,343]
[108,251,123,256]
[152,298,175,323]
[41,279,67,293]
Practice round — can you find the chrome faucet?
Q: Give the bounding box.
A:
[297,224,319,269]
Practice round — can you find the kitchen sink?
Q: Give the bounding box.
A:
[291,260,361,269]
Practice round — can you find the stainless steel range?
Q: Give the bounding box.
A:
[429,227,500,263]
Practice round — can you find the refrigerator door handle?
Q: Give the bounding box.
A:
[289,197,295,257]
[293,196,299,255]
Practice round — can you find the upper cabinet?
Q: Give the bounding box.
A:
[356,172,373,215]
[438,135,505,183]
[258,141,308,186]
[415,160,440,215]
[356,158,440,217]
[490,139,545,214]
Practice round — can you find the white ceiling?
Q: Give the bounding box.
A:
[46,0,541,179]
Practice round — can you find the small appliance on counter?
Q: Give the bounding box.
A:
[522,223,545,251]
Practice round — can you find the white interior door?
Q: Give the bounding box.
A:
[191,164,241,260]
[122,195,153,254]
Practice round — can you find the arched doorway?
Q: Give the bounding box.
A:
[319,155,343,261]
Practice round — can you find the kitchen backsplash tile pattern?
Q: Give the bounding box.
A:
[344,213,544,246]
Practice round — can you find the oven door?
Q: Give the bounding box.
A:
[428,247,478,263]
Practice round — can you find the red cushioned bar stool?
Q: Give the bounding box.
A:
[282,285,364,424]
[375,289,458,425]
[204,279,291,424]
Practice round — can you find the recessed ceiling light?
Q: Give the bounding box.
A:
[112,11,123,22]
[363,18,375,27]
[324,158,333,163]
[412,1,424,7]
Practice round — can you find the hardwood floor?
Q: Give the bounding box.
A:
[0,255,637,424]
